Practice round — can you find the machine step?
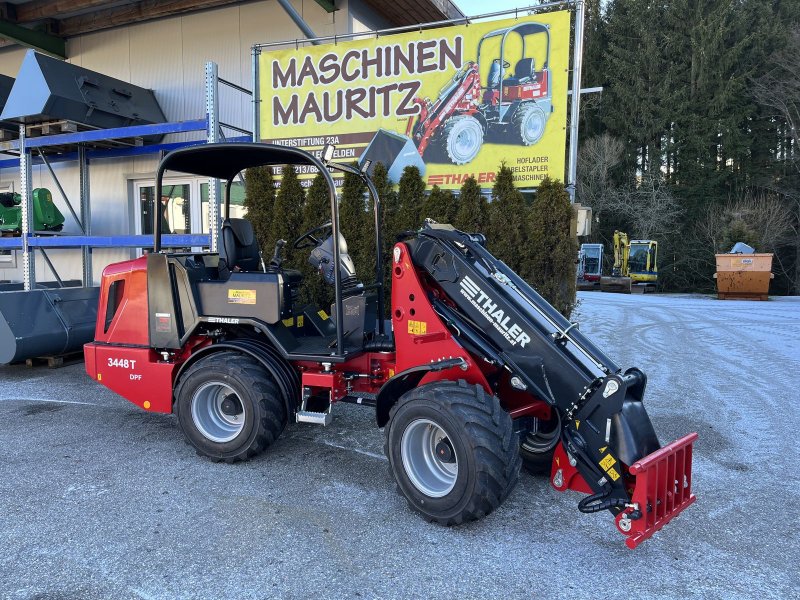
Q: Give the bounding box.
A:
[296,410,333,426]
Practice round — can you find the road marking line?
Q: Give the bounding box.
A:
[0,397,99,406]
[321,440,387,461]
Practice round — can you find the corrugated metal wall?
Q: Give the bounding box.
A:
[0,0,388,284]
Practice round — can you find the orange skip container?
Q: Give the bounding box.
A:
[713,253,774,300]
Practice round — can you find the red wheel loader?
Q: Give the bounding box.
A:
[406,22,553,165]
[85,143,697,548]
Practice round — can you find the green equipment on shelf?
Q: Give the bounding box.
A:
[0,188,65,234]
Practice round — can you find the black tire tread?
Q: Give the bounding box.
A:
[174,351,287,463]
[384,380,521,525]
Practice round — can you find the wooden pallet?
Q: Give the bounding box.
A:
[25,350,84,369]
[25,120,79,137]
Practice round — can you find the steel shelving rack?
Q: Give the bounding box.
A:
[0,61,252,291]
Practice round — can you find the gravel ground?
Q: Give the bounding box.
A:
[1,292,798,600]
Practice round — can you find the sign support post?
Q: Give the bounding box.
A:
[567,0,586,203]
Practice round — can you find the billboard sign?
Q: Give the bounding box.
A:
[259,10,570,189]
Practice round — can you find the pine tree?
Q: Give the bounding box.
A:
[243,166,276,254]
[298,173,333,308]
[396,166,426,233]
[423,185,457,224]
[270,165,305,268]
[454,176,488,233]
[338,167,370,283]
[487,164,529,275]
[528,178,577,318]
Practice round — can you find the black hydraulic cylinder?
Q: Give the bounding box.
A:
[0,287,99,364]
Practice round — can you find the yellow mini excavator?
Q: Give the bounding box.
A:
[600,230,658,293]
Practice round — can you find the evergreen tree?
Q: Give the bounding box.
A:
[270,165,305,268]
[372,162,398,247]
[586,0,800,292]
[396,166,426,232]
[487,164,530,275]
[602,0,672,177]
[298,173,333,308]
[338,167,370,282]
[243,166,276,254]
[454,176,488,233]
[371,162,399,314]
[423,185,457,224]
[528,178,577,318]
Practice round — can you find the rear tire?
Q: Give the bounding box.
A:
[519,412,561,475]
[384,380,520,525]
[512,103,547,146]
[175,352,287,463]
[441,115,484,165]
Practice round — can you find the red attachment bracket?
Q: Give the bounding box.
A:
[616,432,698,549]
[550,443,592,494]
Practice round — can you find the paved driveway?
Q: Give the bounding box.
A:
[1,293,798,599]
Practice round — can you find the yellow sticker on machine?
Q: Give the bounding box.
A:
[606,466,621,481]
[599,454,617,472]
[407,320,427,335]
[228,289,257,304]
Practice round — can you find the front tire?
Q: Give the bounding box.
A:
[385,380,520,525]
[441,115,484,165]
[174,352,287,463]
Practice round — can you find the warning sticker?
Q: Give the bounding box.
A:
[606,466,621,481]
[155,312,172,333]
[408,320,427,335]
[599,454,617,472]
[228,289,257,304]
[282,315,305,328]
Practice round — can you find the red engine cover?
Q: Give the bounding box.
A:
[93,256,149,346]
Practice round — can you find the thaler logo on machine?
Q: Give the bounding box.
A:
[207,316,241,324]
[459,276,531,347]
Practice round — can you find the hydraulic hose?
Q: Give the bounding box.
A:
[577,486,628,514]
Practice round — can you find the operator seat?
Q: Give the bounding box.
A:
[503,58,535,86]
[487,60,502,90]
[220,218,262,273]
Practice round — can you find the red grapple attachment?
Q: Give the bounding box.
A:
[616,432,698,549]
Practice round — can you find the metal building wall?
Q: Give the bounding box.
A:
[0,0,386,284]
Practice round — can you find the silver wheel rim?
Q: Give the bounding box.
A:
[522,107,546,144]
[400,418,458,497]
[449,119,482,163]
[191,381,245,443]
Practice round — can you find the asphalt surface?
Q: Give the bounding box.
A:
[1,292,798,600]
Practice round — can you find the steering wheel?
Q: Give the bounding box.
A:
[293,221,332,249]
[493,58,511,69]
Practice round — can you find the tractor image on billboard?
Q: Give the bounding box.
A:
[407,21,553,165]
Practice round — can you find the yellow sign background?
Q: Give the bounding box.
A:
[260,11,571,189]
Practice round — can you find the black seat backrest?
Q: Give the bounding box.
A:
[514,58,535,81]
[220,218,262,272]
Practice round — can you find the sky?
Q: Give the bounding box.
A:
[454,0,546,19]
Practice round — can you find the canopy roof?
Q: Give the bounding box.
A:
[158,142,324,182]
[481,22,549,40]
